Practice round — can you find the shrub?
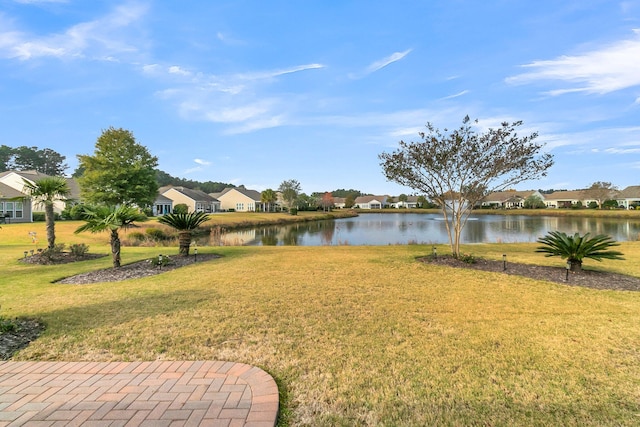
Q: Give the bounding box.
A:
[128,231,147,242]
[459,253,476,264]
[69,243,89,257]
[588,201,599,209]
[536,231,625,271]
[145,228,168,241]
[173,204,189,214]
[32,212,46,222]
[289,208,298,216]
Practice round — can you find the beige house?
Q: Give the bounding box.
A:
[544,188,620,209]
[160,186,220,213]
[0,170,79,223]
[480,190,543,209]
[616,186,640,209]
[212,186,263,212]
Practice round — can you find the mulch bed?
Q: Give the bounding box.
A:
[419,255,640,292]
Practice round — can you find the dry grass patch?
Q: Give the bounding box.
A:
[2,224,640,425]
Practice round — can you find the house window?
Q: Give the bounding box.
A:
[5,202,13,218]
[15,202,23,219]
[236,203,244,211]
[0,202,3,216]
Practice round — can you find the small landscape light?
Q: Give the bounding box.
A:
[194,248,198,262]
[30,249,34,256]
[158,254,163,269]
[565,261,571,281]
[432,246,437,259]
[24,251,28,258]
[502,254,507,271]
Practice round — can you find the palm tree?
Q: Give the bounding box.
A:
[21,177,71,250]
[158,212,210,256]
[261,189,277,212]
[536,231,625,272]
[75,205,147,267]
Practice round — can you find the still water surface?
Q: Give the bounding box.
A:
[217,213,640,246]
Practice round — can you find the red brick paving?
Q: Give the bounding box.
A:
[0,361,278,426]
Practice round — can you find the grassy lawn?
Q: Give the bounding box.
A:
[2,219,640,425]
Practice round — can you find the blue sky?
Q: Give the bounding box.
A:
[1,1,639,196]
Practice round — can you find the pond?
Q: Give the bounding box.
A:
[214,213,640,246]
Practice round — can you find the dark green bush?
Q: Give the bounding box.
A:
[173,204,189,214]
[32,212,46,221]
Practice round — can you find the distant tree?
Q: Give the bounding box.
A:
[261,189,278,212]
[331,189,363,198]
[278,179,301,209]
[602,199,620,210]
[77,127,158,207]
[344,194,355,208]
[398,193,408,208]
[523,194,546,209]
[296,193,316,211]
[380,115,553,257]
[321,192,334,212]
[75,205,147,268]
[416,195,427,208]
[587,181,618,209]
[0,145,13,172]
[155,169,233,194]
[38,148,68,176]
[7,146,67,175]
[158,212,210,256]
[20,177,71,249]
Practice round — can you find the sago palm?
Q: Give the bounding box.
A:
[536,231,624,271]
[75,205,147,268]
[158,211,210,256]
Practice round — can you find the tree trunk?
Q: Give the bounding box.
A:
[178,231,192,256]
[569,260,582,272]
[111,229,121,268]
[45,203,55,249]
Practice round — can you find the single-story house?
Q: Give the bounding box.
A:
[544,188,620,209]
[616,186,640,209]
[212,186,264,212]
[0,170,79,223]
[388,196,421,209]
[480,190,544,209]
[152,194,173,216]
[354,195,387,209]
[160,186,220,213]
[332,197,346,209]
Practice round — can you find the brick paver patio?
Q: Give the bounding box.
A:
[0,360,278,426]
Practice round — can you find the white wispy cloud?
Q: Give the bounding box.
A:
[194,158,211,166]
[506,29,640,96]
[348,49,412,79]
[366,49,412,74]
[439,90,469,101]
[233,63,325,81]
[0,1,149,60]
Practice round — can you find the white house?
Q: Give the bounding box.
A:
[354,195,387,209]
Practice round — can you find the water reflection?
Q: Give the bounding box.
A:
[214,213,640,246]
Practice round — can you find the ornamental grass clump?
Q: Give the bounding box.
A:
[536,231,625,271]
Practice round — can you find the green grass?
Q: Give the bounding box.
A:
[2,220,640,425]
